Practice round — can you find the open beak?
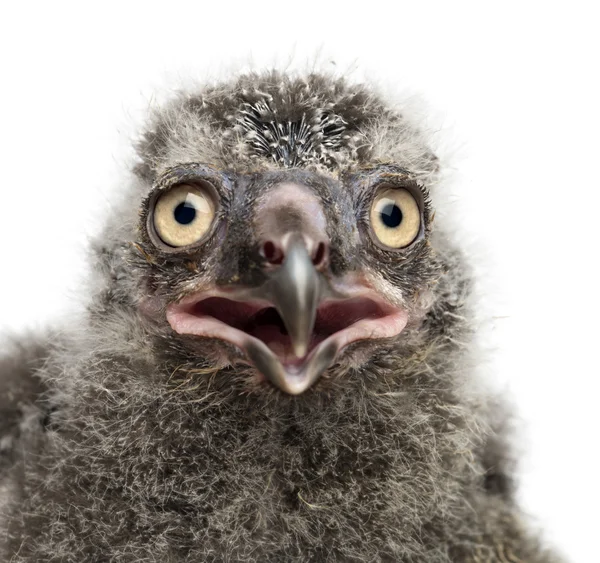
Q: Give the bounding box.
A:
[166,238,408,394]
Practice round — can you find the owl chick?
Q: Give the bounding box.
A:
[0,71,562,562]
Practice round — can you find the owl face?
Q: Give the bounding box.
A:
[136,162,438,394]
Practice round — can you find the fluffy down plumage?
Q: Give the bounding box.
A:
[0,71,562,562]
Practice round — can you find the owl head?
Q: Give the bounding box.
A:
[97,71,464,398]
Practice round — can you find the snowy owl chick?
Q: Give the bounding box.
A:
[0,71,562,562]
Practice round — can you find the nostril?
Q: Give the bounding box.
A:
[312,241,328,268]
[261,241,284,265]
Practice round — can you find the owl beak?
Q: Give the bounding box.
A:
[259,235,324,359]
[236,233,338,395]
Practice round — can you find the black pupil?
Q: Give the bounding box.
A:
[380,202,403,228]
[174,201,197,225]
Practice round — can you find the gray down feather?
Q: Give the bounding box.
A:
[0,70,563,562]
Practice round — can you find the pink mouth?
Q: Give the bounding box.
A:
[166,288,408,393]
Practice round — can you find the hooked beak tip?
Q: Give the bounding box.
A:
[292,340,309,359]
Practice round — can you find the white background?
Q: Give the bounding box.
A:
[0,2,598,560]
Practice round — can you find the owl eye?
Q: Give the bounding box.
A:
[369,188,421,249]
[153,183,216,247]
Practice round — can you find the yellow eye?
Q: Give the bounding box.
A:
[370,188,421,249]
[153,183,216,247]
